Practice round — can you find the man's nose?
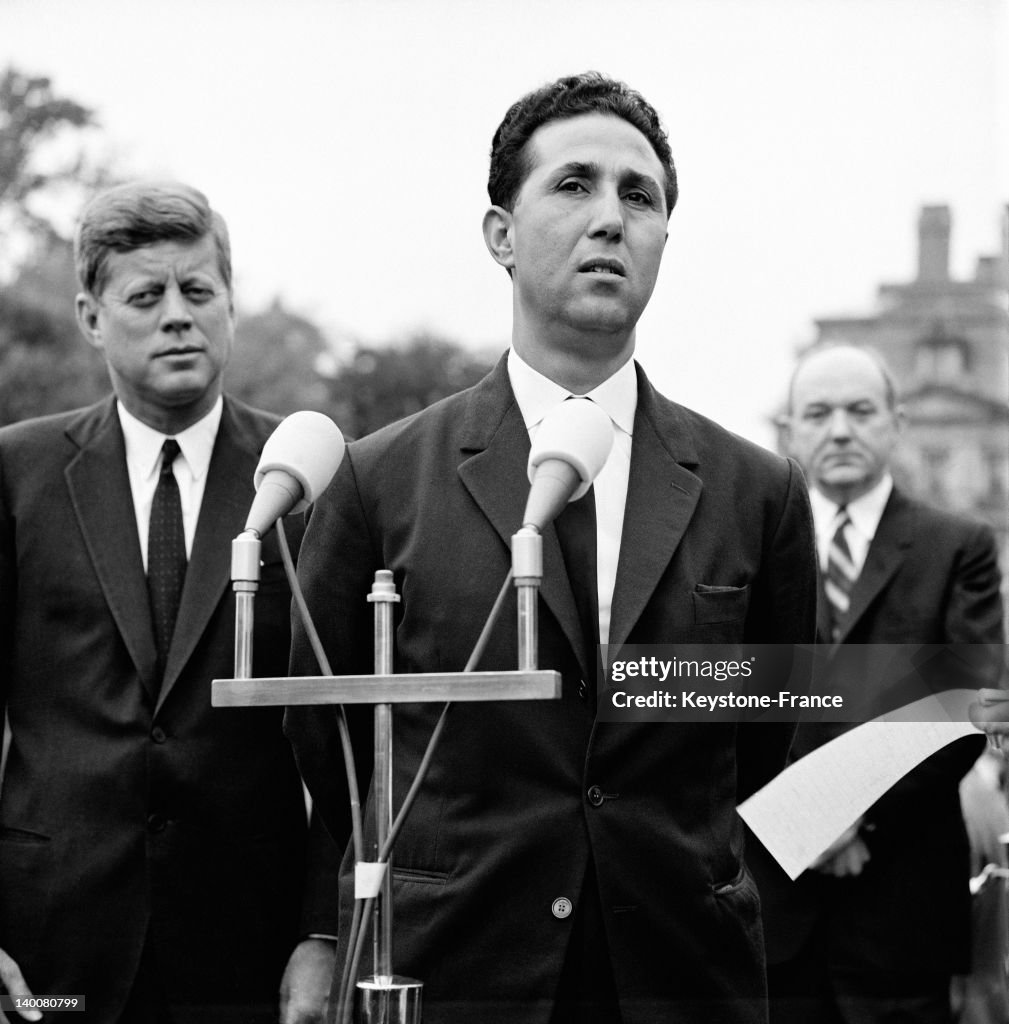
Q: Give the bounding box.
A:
[587,188,624,240]
[828,409,852,439]
[160,284,193,333]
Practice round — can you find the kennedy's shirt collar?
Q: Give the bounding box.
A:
[118,396,223,483]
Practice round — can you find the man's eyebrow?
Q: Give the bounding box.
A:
[550,162,663,197]
[621,169,663,196]
[552,161,599,180]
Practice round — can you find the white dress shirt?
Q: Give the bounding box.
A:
[507,349,637,647]
[118,397,223,571]
[809,473,893,576]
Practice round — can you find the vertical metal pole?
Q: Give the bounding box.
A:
[231,532,261,679]
[512,527,542,671]
[367,570,400,982]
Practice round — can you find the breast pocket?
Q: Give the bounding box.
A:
[692,584,750,625]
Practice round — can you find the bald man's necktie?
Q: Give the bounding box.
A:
[824,508,857,641]
[148,439,187,687]
[554,485,600,691]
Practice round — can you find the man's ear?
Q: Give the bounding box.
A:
[75,293,103,350]
[893,403,908,434]
[482,205,515,272]
[774,413,794,451]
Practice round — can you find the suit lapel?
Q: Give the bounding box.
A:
[65,399,160,697]
[456,358,588,675]
[157,399,257,712]
[833,489,913,646]
[608,369,702,650]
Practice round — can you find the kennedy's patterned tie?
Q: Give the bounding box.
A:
[148,439,187,686]
[824,508,857,641]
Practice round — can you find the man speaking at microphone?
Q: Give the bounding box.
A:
[0,182,336,1022]
[287,72,817,1023]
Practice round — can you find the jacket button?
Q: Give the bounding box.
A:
[577,680,588,700]
[587,785,605,807]
[151,726,167,744]
[551,897,573,919]
[147,813,167,833]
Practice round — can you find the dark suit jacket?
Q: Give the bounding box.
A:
[754,487,1005,990]
[285,356,818,1024]
[0,396,337,1022]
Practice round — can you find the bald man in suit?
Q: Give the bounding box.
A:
[756,344,1005,1024]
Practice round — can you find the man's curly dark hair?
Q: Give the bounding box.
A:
[487,71,678,217]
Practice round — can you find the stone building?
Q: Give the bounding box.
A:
[786,204,1009,581]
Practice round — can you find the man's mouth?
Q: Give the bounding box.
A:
[579,259,625,277]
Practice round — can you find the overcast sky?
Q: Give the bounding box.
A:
[2,0,1006,446]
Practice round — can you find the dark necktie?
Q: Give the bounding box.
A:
[148,439,187,683]
[554,485,600,688]
[824,508,857,641]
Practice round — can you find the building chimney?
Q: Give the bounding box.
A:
[917,205,951,283]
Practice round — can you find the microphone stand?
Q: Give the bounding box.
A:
[513,526,542,671]
[214,526,560,1023]
[231,530,261,678]
[356,570,421,1024]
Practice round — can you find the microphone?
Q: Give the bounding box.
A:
[245,411,346,536]
[522,398,613,532]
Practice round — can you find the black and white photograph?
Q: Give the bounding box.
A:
[0,1,1006,1022]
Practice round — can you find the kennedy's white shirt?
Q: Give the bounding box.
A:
[118,397,223,570]
[507,349,636,648]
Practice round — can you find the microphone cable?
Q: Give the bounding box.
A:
[276,518,366,1024]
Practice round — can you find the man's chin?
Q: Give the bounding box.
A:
[818,468,872,493]
[565,299,638,336]
[151,374,221,412]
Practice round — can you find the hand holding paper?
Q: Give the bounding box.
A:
[738,689,981,880]
[968,688,1009,755]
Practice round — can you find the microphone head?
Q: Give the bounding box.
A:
[254,411,346,515]
[522,398,614,531]
[527,398,613,501]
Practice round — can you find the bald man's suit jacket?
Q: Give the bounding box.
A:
[0,396,337,1022]
[753,487,1004,992]
[285,356,818,1024]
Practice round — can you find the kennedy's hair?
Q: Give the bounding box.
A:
[74,181,231,296]
[488,71,677,216]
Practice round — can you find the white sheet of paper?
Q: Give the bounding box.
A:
[737,688,978,880]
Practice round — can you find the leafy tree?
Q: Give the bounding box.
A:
[0,66,104,270]
[0,66,113,424]
[226,298,334,415]
[0,235,110,426]
[327,334,497,438]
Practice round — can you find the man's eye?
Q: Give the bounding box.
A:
[128,291,159,307]
[558,180,587,194]
[624,190,653,206]
[804,409,829,422]
[185,286,213,301]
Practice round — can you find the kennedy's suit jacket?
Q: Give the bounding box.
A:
[754,487,1004,991]
[0,396,337,1022]
[285,356,818,1024]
